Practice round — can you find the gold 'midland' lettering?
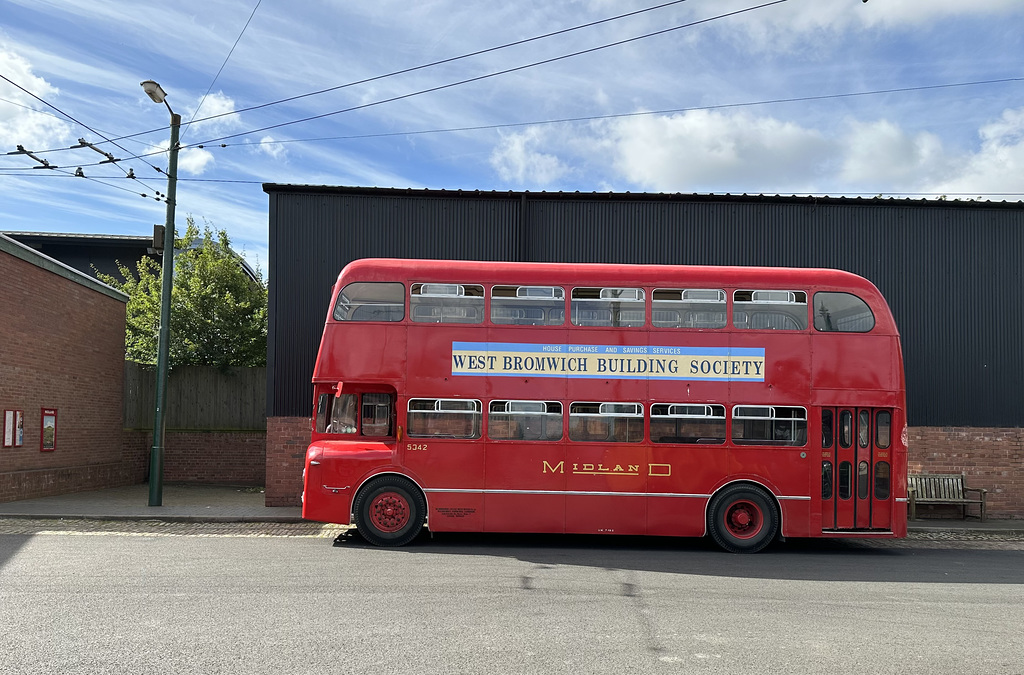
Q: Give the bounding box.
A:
[541,461,669,476]
[542,460,565,474]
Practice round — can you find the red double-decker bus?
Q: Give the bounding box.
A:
[302,259,907,553]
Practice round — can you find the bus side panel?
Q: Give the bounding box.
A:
[564,444,648,535]
[810,334,896,393]
[646,497,708,537]
[646,446,727,537]
[315,324,408,381]
[424,491,485,532]
[302,442,394,525]
[778,497,811,538]
[484,442,565,534]
[729,450,814,537]
[402,439,485,533]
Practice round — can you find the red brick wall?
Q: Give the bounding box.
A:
[265,416,311,506]
[0,248,131,502]
[162,431,266,484]
[909,427,1024,519]
[123,429,265,486]
[263,420,1024,517]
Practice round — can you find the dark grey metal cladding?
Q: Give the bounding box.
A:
[265,185,1024,427]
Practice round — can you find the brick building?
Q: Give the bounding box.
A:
[0,234,141,502]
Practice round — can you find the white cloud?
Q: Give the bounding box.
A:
[490,127,571,186]
[254,136,286,160]
[0,47,72,151]
[497,105,1024,198]
[603,110,831,192]
[184,92,245,138]
[701,0,1023,49]
[839,119,953,188]
[178,147,215,175]
[927,107,1024,196]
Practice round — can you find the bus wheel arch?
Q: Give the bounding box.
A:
[352,473,427,547]
[706,481,780,554]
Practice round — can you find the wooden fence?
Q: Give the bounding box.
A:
[124,362,267,431]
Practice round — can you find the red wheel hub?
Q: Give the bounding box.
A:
[369,491,410,532]
[724,499,763,539]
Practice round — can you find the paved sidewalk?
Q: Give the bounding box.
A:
[1,483,1022,533]
[0,484,302,523]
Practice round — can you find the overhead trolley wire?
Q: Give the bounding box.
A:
[29,0,705,151]
[182,0,264,141]
[216,77,1024,148]
[191,0,789,146]
[3,75,1020,172]
[0,72,166,195]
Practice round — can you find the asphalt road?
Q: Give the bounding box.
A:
[1,522,1022,674]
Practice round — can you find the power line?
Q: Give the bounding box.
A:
[0,73,163,181]
[36,0,703,150]
[4,0,778,162]
[202,77,1024,149]
[191,1,789,146]
[182,0,263,142]
[5,172,1023,199]
[180,0,697,128]
[3,74,1020,173]
[0,164,170,201]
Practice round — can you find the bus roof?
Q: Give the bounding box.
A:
[337,258,886,298]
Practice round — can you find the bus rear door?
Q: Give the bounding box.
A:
[822,407,894,531]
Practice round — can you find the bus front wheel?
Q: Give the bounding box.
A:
[353,476,426,547]
[707,484,778,554]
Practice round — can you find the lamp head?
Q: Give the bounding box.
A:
[141,80,168,104]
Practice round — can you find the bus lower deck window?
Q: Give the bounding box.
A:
[488,400,563,441]
[407,398,482,439]
[731,405,807,446]
[568,402,643,442]
[650,403,726,443]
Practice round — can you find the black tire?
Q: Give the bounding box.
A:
[707,484,779,554]
[352,476,426,547]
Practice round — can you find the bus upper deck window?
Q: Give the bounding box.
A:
[652,289,726,329]
[491,285,565,326]
[813,292,875,332]
[411,283,484,324]
[733,290,808,330]
[571,287,645,327]
[333,282,405,322]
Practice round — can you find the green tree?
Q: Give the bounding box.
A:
[99,217,267,369]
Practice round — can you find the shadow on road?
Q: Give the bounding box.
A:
[0,535,33,573]
[334,529,1024,585]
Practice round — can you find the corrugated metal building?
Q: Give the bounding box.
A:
[264,185,1024,429]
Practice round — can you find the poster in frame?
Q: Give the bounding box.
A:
[3,410,12,447]
[41,408,57,452]
[15,410,24,447]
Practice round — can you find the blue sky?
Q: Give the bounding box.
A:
[1,0,1022,272]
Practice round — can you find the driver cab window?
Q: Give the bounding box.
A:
[315,391,394,437]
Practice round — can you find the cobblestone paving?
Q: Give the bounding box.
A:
[0,518,349,538]
[1,518,1023,549]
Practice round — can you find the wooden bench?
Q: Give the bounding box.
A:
[908,473,987,521]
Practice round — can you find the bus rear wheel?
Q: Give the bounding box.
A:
[708,484,778,554]
[353,476,426,547]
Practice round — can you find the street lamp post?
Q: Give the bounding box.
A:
[141,80,180,507]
